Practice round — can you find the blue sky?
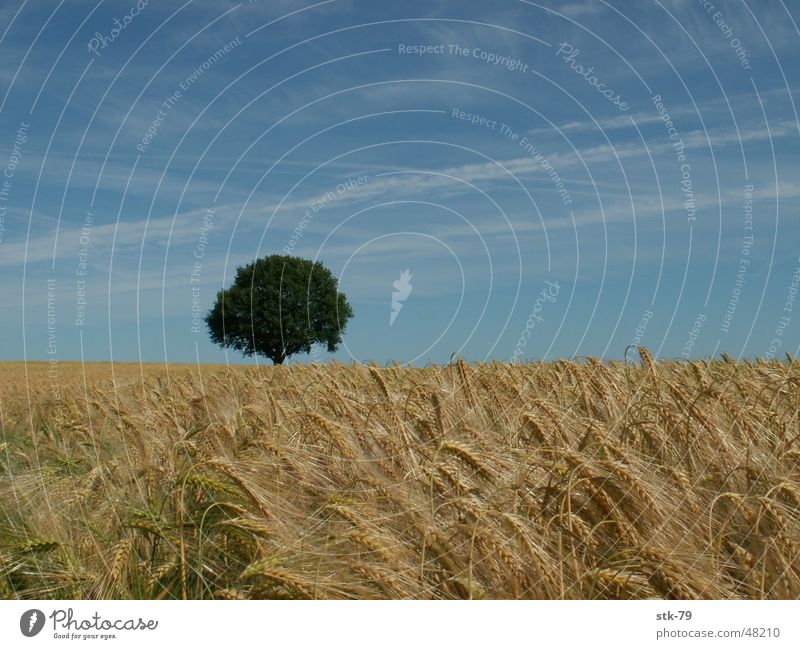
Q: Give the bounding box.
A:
[0,0,798,365]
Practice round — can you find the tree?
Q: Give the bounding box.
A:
[205,255,353,364]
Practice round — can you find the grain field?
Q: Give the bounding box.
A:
[1,351,798,599]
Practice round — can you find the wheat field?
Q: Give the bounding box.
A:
[1,351,799,599]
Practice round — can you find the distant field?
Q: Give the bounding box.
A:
[1,353,799,599]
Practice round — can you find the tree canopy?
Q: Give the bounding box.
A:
[205,255,353,364]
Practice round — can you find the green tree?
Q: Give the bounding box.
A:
[205,255,353,364]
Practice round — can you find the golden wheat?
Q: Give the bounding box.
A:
[0,353,798,599]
